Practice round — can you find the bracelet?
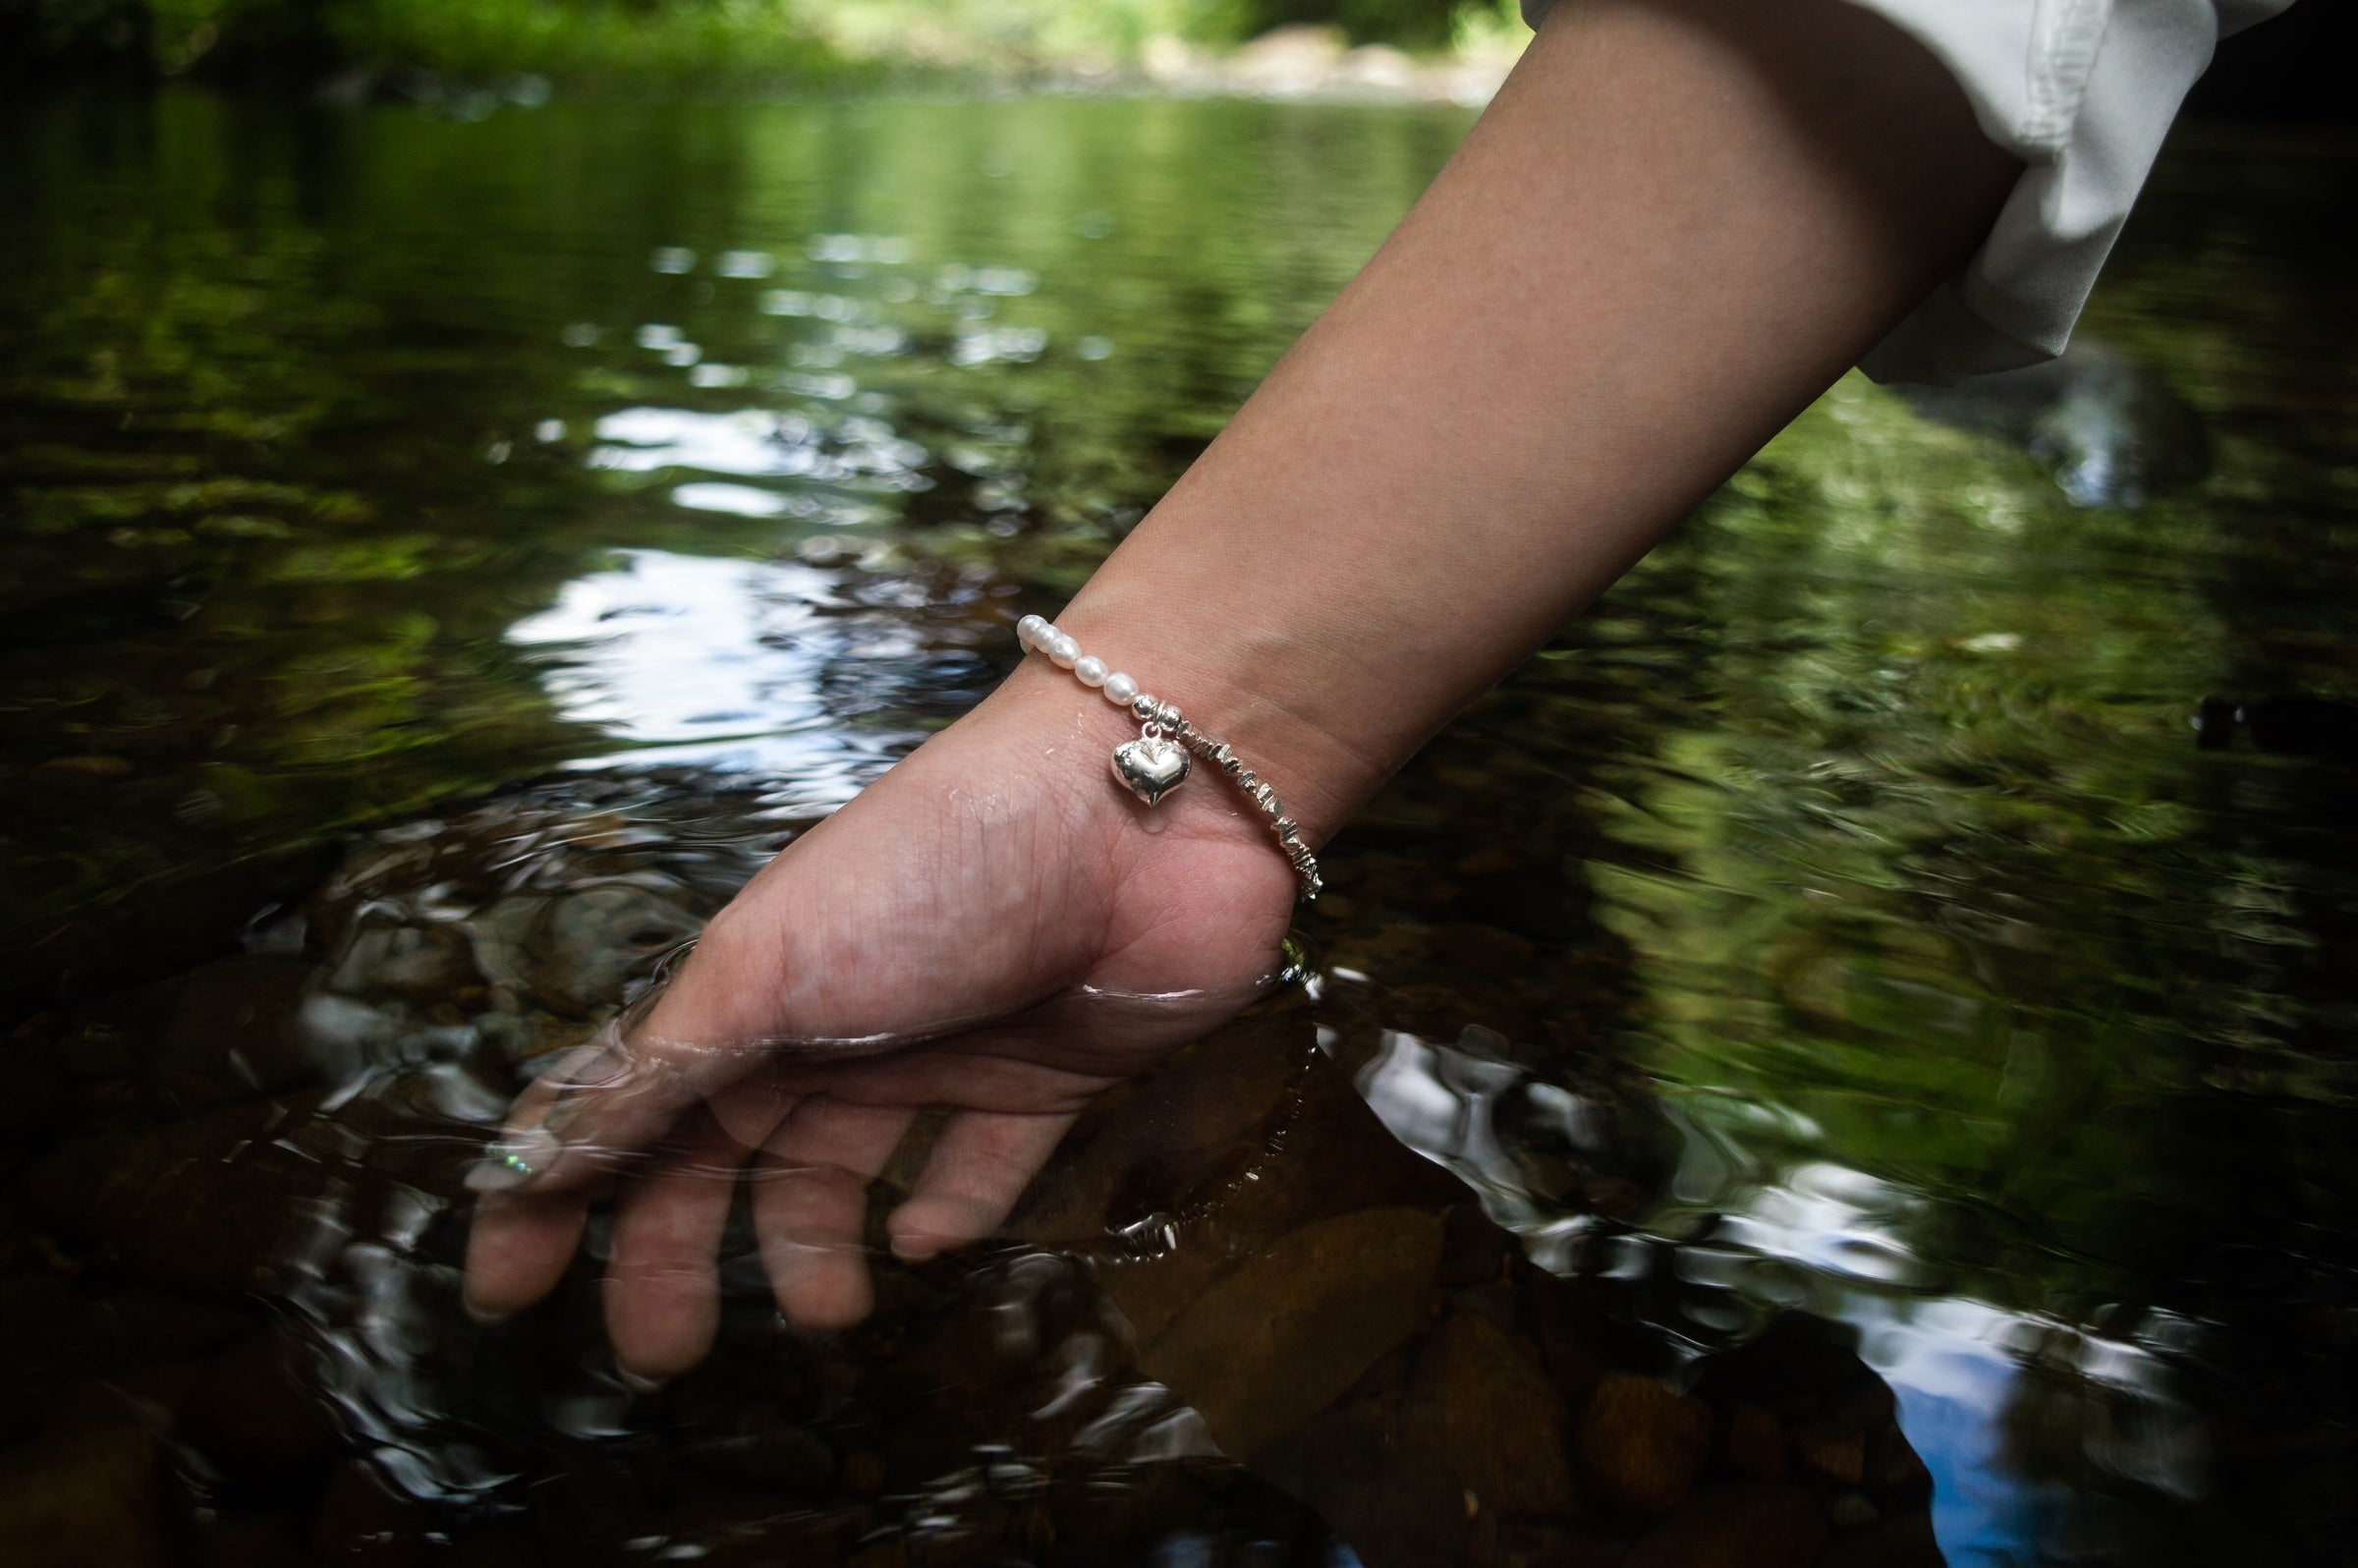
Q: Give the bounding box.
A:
[1016,614,1322,902]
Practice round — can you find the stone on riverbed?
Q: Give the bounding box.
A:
[1137,1205,1443,1460]
[1396,1310,1577,1518]
[1575,1371,1714,1515]
[0,1386,170,1568]
[1621,1481,1827,1568]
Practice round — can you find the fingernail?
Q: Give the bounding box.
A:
[463,1297,516,1326]
[617,1367,668,1395]
[465,1127,562,1191]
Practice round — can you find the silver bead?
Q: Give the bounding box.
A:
[1131,694,1158,722]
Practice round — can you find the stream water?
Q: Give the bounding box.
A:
[2,89,2353,1567]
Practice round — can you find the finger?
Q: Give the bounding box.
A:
[887,1109,1076,1261]
[603,1096,786,1383]
[465,1038,624,1191]
[753,1097,916,1331]
[473,975,783,1196]
[464,1186,590,1321]
[704,1060,799,1148]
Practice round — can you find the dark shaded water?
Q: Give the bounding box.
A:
[2,89,2354,1567]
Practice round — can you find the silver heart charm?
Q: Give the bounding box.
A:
[1111,735,1190,807]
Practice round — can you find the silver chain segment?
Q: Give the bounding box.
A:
[1015,614,1321,903]
[1133,693,1323,902]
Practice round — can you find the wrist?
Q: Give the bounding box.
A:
[967,633,1342,907]
[1036,580,1385,847]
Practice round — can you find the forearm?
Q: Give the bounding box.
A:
[998,0,2017,841]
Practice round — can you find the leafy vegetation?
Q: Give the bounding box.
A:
[0,0,1527,81]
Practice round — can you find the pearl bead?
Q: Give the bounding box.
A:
[1016,613,1047,647]
[1102,672,1139,705]
[1074,655,1107,687]
[1046,633,1080,668]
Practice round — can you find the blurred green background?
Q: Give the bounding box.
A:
[0,0,1529,82]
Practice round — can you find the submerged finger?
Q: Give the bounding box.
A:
[470,950,793,1196]
[887,1109,1076,1262]
[604,1102,781,1383]
[463,1187,591,1322]
[754,1097,917,1330]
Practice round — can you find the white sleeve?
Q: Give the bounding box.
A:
[1517,0,2296,383]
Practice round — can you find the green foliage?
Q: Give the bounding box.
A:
[0,0,1515,78]
[1329,0,1458,50]
[337,0,840,83]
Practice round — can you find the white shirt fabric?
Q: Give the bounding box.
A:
[1519,0,2296,382]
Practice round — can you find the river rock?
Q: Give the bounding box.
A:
[1252,1408,1469,1568]
[1048,1460,1214,1561]
[1574,1372,1713,1515]
[1396,1312,1576,1518]
[1524,1269,1607,1404]
[1063,1020,1462,1349]
[519,877,704,1018]
[1137,1205,1443,1460]
[687,1419,837,1494]
[311,1459,410,1563]
[1622,1482,1826,1568]
[1791,1419,1867,1485]
[148,958,323,1114]
[1723,1402,1788,1480]
[1429,923,1537,979]
[323,921,479,1006]
[21,1094,338,1296]
[176,1330,334,1485]
[1817,1509,1945,1568]
[1864,1422,1932,1496]
[0,1385,170,1567]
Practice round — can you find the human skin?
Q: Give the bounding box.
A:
[464,0,2021,1380]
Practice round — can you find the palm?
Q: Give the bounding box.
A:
[465,692,1298,1379]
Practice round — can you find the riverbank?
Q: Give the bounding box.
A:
[3,1,1530,104]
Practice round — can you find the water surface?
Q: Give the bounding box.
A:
[2,90,2353,1566]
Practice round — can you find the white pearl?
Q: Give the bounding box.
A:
[1016,613,1047,647]
[1047,633,1081,668]
[1074,655,1108,687]
[1102,672,1139,705]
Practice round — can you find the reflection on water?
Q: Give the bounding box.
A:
[2,87,2355,1566]
[506,549,939,795]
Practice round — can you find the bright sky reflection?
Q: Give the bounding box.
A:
[506,548,921,809]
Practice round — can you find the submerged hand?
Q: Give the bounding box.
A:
[462,670,1299,1379]
[463,0,2022,1388]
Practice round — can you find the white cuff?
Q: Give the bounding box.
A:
[1519,0,2295,383]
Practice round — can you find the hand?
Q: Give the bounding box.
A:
[463,0,2022,1392]
[461,669,1300,1381]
